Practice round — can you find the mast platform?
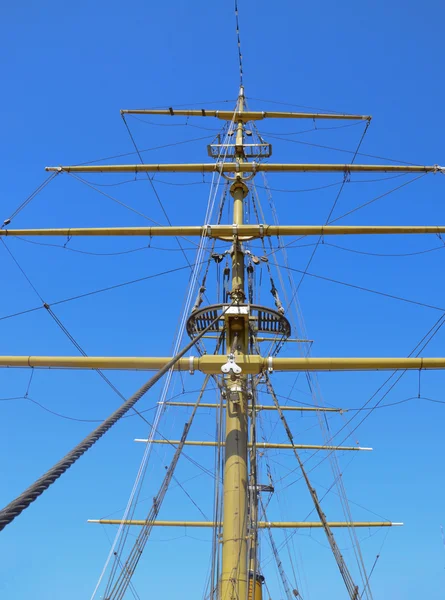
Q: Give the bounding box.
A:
[187,303,291,338]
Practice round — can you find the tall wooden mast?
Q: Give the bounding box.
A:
[2,92,445,600]
[221,85,250,600]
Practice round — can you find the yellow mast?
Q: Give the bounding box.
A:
[220,85,250,600]
[5,93,445,598]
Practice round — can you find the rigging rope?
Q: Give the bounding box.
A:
[67,171,161,225]
[75,134,213,166]
[0,306,231,533]
[264,375,363,600]
[246,96,351,115]
[102,373,213,600]
[121,114,194,269]
[279,312,445,493]
[256,406,307,597]
[93,104,239,598]
[260,498,299,600]
[0,262,202,325]
[282,239,445,259]
[329,173,427,224]
[209,345,226,599]
[267,134,418,166]
[292,119,371,295]
[278,263,445,312]
[2,172,59,228]
[247,160,373,594]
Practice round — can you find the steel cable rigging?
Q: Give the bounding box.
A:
[282,240,445,258]
[75,134,214,166]
[291,119,371,295]
[0,262,201,325]
[102,373,213,600]
[1,172,59,228]
[244,128,375,593]
[0,305,232,532]
[277,263,445,312]
[260,498,301,600]
[266,134,419,166]
[264,375,369,600]
[246,96,355,115]
[92,107,240,599]
[121,114,194,269]
[278,312,445,492]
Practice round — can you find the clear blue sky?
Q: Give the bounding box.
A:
[1,1,445,599]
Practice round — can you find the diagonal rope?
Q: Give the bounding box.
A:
[93,100,241,599]
[0,306,231,534]
[265,375,365,600]
[2,172,59,228]
[102,374,213,600]
[247,137,374,593]
[290,119,371,297]
[121,114,193,268]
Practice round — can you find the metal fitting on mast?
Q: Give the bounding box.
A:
[230,178,249,198]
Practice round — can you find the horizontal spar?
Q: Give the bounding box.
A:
[3,225,445,238]
[2,356,445,373]
[164,402,344,412]
[88,520,401,528]
[45,163,445,174]
[134,439,370,451]
[120,109,371,121]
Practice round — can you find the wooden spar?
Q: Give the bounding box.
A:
[120,109,371,121]
[88,520,402,528]
[2,355,445,372]
[45,163,444,173]
[133,439,371,451]
[2,225,445,238]
[164,401,344,412]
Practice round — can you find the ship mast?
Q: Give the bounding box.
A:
[221,84,250,600]
[2,96,445,600]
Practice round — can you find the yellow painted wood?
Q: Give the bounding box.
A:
[220,88,249,600]
[45,163,444,174]
[87,519,402,528]
[134,440,371,451]
[120,109,371,121]
[164,401,344,412]
[2,355,445,372]
[3,225,445,238]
